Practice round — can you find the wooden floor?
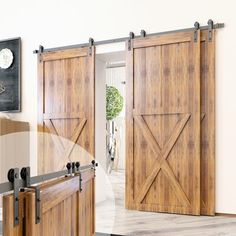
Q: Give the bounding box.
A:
[96,170,236,236]
[1,171,236,236]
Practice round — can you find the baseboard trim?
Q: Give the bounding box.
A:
[215,212,236,217]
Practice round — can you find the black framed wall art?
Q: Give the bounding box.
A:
[0,37,21,112]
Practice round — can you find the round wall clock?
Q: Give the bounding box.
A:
[0,48,14,69]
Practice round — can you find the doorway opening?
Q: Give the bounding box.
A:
[95,48,126,172]
[104,52,125,174]
[95,48,126,234]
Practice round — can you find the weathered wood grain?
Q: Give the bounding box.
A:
[38,46,95,174]
[126,31,201,215]
[200,30,215,216]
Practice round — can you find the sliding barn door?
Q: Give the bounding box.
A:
[126,31,201,215]
[38,47,95,174]
[200,30,215,215]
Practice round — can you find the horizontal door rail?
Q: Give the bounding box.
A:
[43,112,85,120]
[33,20,224,54]
[0,161,97,194]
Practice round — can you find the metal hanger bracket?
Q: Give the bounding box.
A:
[21,167,41,224]
[208,19,214,42]
[7,168,20,226]
[194,22,200,42]
[89,37,94,56]
[128,32,135,51]
[141,29,146,38]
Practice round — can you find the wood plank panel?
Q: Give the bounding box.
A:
[3,193,25,236]
[126,31,201,215]
[133,32,191,48]
[125,40,134,209]
[200,30,215,215]
[38,46,95,174]
[25,170,95,236]
[40,47,88,61]
[78,172,95,236]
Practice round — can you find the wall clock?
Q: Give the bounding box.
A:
[0,48,14,69]
[0,38,21,112]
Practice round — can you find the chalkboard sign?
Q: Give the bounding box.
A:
[0,38,21,112]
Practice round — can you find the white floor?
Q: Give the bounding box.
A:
[96,170,236,236]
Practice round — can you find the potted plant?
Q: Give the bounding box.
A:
[106,86,124,173]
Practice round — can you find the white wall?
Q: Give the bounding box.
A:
[0,0,236,213]
[95,58,107,172]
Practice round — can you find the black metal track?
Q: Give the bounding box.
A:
[33,22,224,54]
[0,163,94,194]
[30,169,69,185]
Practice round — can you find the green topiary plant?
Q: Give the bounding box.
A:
[106,86,124,120]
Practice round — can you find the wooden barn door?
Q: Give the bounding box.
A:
[200,29,215,215]
[38,47,95,174]
[126,31,201,215]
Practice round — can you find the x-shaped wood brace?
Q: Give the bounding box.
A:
[134,113,191,206]
[44,118,87,170]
